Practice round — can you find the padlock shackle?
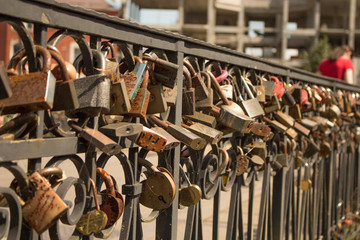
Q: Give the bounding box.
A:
[183,66,192,89]
[89,178,101,211]
[207,71,231,106]
[47,48,71,82]
[138,158,159,173]
[8,45,51,73]
[96,168,116,197]
[101,41,117,60]
[0,19,37,72]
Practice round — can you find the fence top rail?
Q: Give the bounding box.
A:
[1,0,360,92]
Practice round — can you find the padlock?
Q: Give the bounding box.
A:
[148,125,180,150]
[47,48,79,111]
[246,70,266,103]
[207,72,254,133]
[68,120,122,156]
[282,83,296,106]
[303,137,320,158]
[0,112,38,140]
[276,141,289,168]
[264,95,281,114]
[138,158,176,209]
[263,116,287,134]
[238,74,265,118]
[246,140,267,163]
[300,118,319,132]
[195,71,214,110]
[288,104,302,122]
[0,61,12,100]
[178,164,202,207]
[163,85,177,106]
[181,120,223,144]
[9,167,69,234]
[235,146,249,176]
[149,115,206,150]
[0,45,56,114]
[99,122,143,138]
[127,126,167,152]
[108,74,131,115]
[142,53,179,89]
[273,111,295,128]
[183,58,209,101]
[285,127,298,139]
[147,83,168,114]
[319,140,331,157]
[182,66,196,115]
[66,49,111,118]
[270,76,285,99]
[183,111,217,128]
[96,167,124,229]
[263,78,276,100]
[220,79,233,100]
[126,56,151,118]
[76,178,108,235]
[293,121,311,137]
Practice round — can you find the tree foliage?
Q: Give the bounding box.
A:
[299,36,332,73]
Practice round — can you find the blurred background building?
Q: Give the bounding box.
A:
[1,0,360,83]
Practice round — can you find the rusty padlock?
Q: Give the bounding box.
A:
[0,45,56,114]
[9,167,69,234]
[126,56,151,118]
[127,125,167,152]
[96,167,124,229]
[195,71,214,110]
[138,158,176,209]
[68,120,122,156]
[0,61,12,100]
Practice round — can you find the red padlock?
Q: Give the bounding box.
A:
[270,76,285,99]
[301,89,308,106]
[213,70,228,83]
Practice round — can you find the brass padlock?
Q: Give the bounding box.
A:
[179,164,202,207]
[139,158,176,210]
[263,116,287,134]
[96,167,124,229]
[273,111,295,128]
[264,94,281,114]
[0,45,56,114]
[68,120,122,156]
[163,84,177,106]
[288,104,302,122]
[76,178,108,235]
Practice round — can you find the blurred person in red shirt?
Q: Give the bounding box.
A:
[318,45,354,84]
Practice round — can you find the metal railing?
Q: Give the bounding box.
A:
[0,0,359,239]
